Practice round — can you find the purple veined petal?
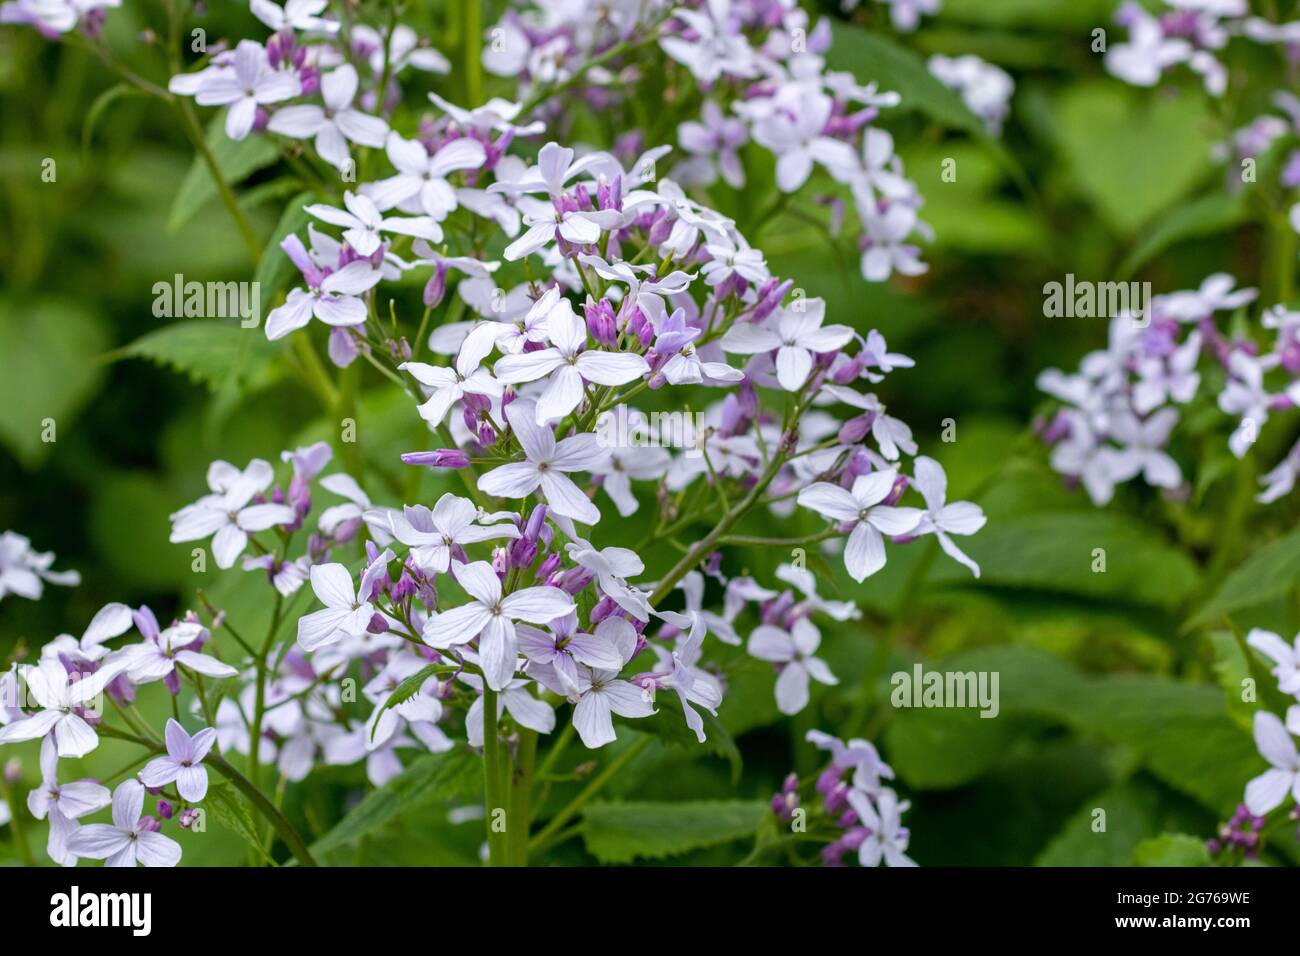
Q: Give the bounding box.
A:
[937,501,985,536]
[321,260,382,296]
[775,344,812,391]
[111,780,145,831]
[297,605,355,651]
[796,482,860,522]
[502,688,555,735]
[573,691,616,749]
[493,348,565,385]
[850,469,898,508]
[747,625,794,663]
[540,472,601,524]
[336,108,389,148]
[267,104,326,138]
[429,136,487,178]
[798,323,855,354]
[0,708,62,746]
[168,503,228,541]
[135,830,182,868]
[224,97,259,142]
[366,172,423,211]
[502,586,574,624]
[175,765,209,803]
[66,823,132,860]
[54,714,99,759]
[310,562,356,608]
[415,386,460,427]
[504,399,555,462]
[264,289,316,340]
[910,455,947,512]
[164,718,192,761]
[313,294,368,327]
[719,322,781,354]
[211,522,248,569]
[422,603,493,648]
[574,350,649,386]
[52,780,111,820]
[253,70,301,105]
[478,616,518,691]
[564,632,624,671]
[550,432,607,472]
[775,662,811,715]
[535,365,585,425]
[600,680,655,719]
[866,505,923,536]
[82,603,134,646]
[557,213,601,246]
[139,755,182,789]
[844,521,886,582]
[320,63,358,111]
[503,220,556,260]
[303,201,359,230]
[194,77,244,107]
[452,560,502,606]
[174,650,239,678]
[477,461,541,499]
[380,213,441,243]
[238,502,295,532]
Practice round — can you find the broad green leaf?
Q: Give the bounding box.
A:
[169,117,280,232]
[579,800,767,863]
[1187,527,1300,628]
[1035,780,1209,867]
[885,705,1011,790]
[310,749,481,856]
[1133,833,1211,867]
[928,511,1199,608]
[942,0,1115,28]
[111,319,278,392]
[205,784,276,865]
[1043,81,1216,236]
[0,297,108,467]
[1118,190,1249,279]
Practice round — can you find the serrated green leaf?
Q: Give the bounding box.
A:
[170,117,280,232]
[310,749,481,857]
[579,800,767,863]
[111,319,277,391]
[1133,833,1210,867]
[1187,527,1300,629]
[205,784,276,865]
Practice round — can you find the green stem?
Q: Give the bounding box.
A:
[481,686,506,866]
[508,729,538,865]
[0,774,35,866]
[174,99,261,262]
[463,0,483,107]
[528,735,651,859]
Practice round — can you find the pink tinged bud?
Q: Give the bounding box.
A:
[363,612,388,634]
[3,758,20,785]
[1282,341,1300,376]
[837,413,872,446]
[554,566,595,595]
[164,669,181,696]
[137,816,162,833]
[816,766,842,797]
[590,596,618,624]
[402,449,471,469]
[831,353,865,384]
[156,800,174,820]
[536,552,563,582]
[179,808,200,829]
[424,263,450,307]
[883,474,910,506]
[823,780,851,816]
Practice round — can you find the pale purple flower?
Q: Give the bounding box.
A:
[518,614,626,698]
[400,352,503,427]
[304,191,442,256]
[250,0,337,33]
[0,530,79,602]
[195,39,300,141]
[748,617,837,715]
[911,456,987,578]
[846,788,916,866]
[169,458,295,568]
[366,132,486,217]
[423,560,574,690]
[1244,708,1300,815]
[297,556,390,651]
[268,64,388,170]
[677,101,748,188]
[67,780,182,867]
[719,298,854,391]
[383,493,520,573]
[796,469,924,581]
[27,736,111,866]
[753,94,857,193]
[569,627,654,749]
[477,399,610,524]
[1248,629,1300,698]
[0,659,124,758]
[121,620,238,684]
[140,719,218,802]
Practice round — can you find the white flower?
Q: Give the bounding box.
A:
[478,399,610,524]
[0,530,79,602]
[267,64,388,170]
[249,0,337,34]
[1107,408,1183,489]
[1248,629,1300,698]
[27,736,111,866]
[494,297,649,425]
[0,659,125,758]
[366,132,486,217]
[424,561,575,691]
[719,298,854,391]
[121,621,239,683]
[911,456,988,577]
[169,459,296,568]
[41,603,134,665]
[747,617,837,715]
[195,39,300,141]
[66,780,182,868]
[304,191,442,256]
[139,718,218,803]
[564,538,651,622]
[383,493,520,574]
[1244,708,1300,815]
[297,557,389,652]
[570,625,655,749]
[753,93,858,192]
[846,788,917,866]
[399,351,502,428]
[796,469,923,582]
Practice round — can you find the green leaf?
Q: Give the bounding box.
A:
[826,23,985,136]
[1036,780,1209,867]
[82,83,151,158]
[205,785,276,865]
[370,663,447,743]
[169,117,280,232]
[1133,833,1211,867]
[1118,190,1249,279]
[0,297,108,467]
[885,705,1011,790]
[1043,81,1216,236]
[579,800,767,863]
[928,511,1200,608]
[637,697,743,783]
[111,319,278,392]
[1187,527,1300,628]
[310,749,481,856]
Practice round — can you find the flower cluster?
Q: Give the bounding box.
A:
[1105,0,1247,96]
[771,729,915,866]
[1029,275,1300,505]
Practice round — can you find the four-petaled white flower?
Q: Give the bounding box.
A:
[27,736,112,867]
[720,298,854,391]
[911,456,987,578]
[796,469,923,582]
[747,617,837,715]
[67,780,182,868]
[297,556,390,651]
[140,719,219,803]
[366,132,486,217]
[268,64,388,171]
[195,39,299,141]
[250,0,337,34]
[304,191,442,257]
[1245,708,1300,815]
[385,493,520,573]
[478,400,610,524]
[121,620,239,683]
[846,788,917,867]
[169,459,296,568]
[0,658,125,758]
[423,560,574,691]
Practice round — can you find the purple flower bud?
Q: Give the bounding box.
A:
[536,552,562,581]
[816,766,842,798]
[3,758,20,785]
[837,413,872,445]
[179,808,200,829]
[424,262,450,308]
[156,800,174,820]
[366,612,390,634]
[646,209,674,246]
[590,596,618,624]
[882,473,910,506]
[402,449,471,469]
[137,816,162,833]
